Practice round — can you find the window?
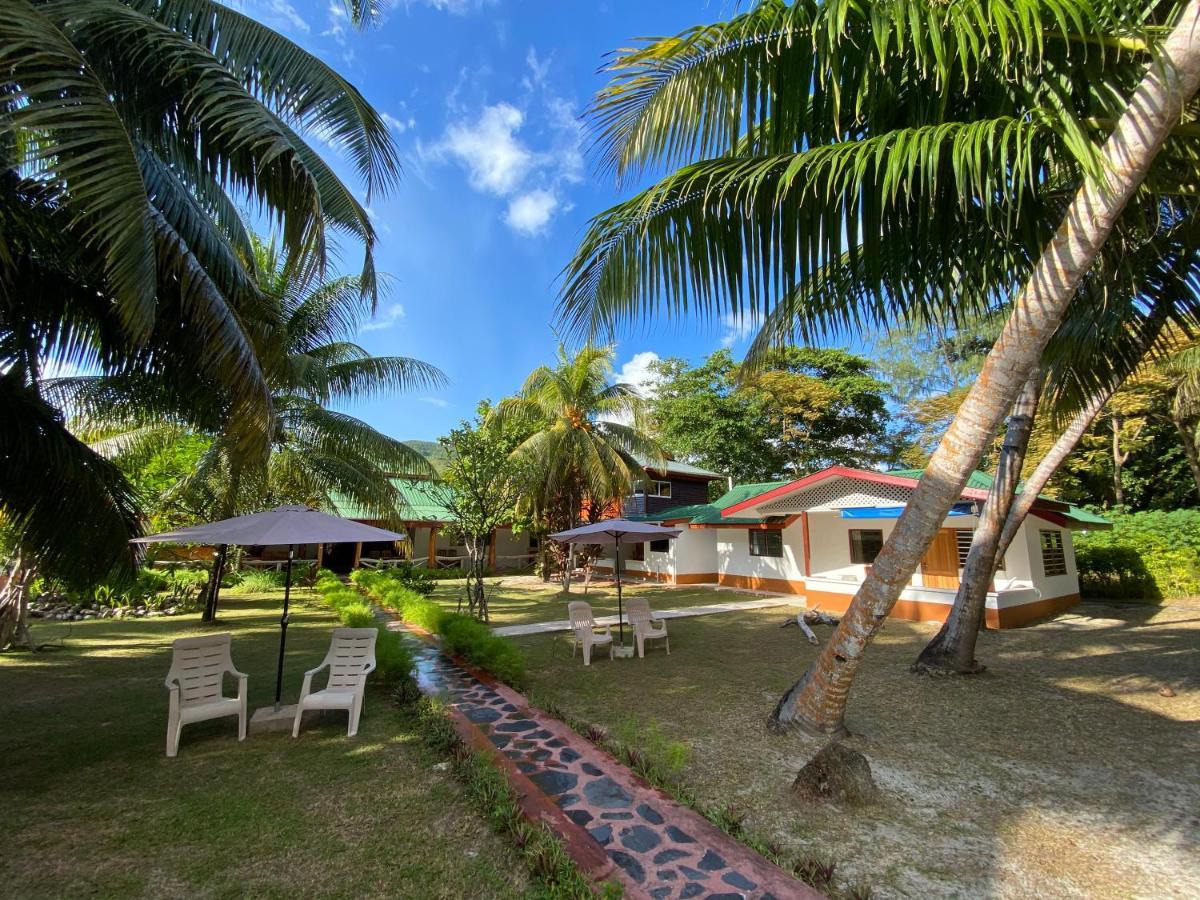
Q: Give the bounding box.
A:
[849,529,884,564]
[749,530,783,558]
[1040,530,1067,576]
[954,529,1005,571]
[648,539,670,554]
[649,480,672,498]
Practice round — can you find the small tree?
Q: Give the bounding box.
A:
[440,414,534,621]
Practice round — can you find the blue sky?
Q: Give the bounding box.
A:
[240,0,761,441]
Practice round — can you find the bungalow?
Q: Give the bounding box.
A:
[325,479,535,573]
[604,465,1107,628]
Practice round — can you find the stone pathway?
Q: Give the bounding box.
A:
[394,621,820,900]
[492,597,796,638]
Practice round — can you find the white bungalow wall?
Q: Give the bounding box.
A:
[616,528,718,582]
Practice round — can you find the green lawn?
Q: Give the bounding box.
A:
[431,574,765,627]
[1,589,527,899]
[511,596,1200,898]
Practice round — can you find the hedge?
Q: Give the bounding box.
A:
[352,569,526,687]
[1073,509,1200,600]
[313,572,414,682]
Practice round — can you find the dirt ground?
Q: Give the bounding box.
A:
[514,596,1200,898]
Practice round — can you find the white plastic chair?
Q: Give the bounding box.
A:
[164,633,247,757]
[568,601,613,666]
[292,628,377,738]
[627,597,670,659]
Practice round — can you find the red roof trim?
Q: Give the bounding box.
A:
[720,466,998,518]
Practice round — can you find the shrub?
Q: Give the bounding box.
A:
[354,570,525,687]
[313,574,414,683]
[439,613,526,687]
[231,568,287,592]
[136,569,170,593]
[1074,509,1200,600]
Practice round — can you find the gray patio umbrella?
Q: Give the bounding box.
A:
[550,519,681,646]
[133,505,405,707]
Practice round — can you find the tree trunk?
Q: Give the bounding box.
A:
[202,544,227,624]
[1171,408,1200,501]
[1110,416,1128,507]
[913,370,1043,675]
[0,562,34,651]
[771,3,1200,736]
[993,300,1172,562]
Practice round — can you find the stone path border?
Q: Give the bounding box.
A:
[388,616,822,900]
[492,597,796,637]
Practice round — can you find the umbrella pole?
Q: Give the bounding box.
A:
[616,535,624,645]
[275,544,294,710]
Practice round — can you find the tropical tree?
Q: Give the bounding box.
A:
[0,0,398,606]
[772,1,1200,733]
[52,242,443,618]
[560,0,1200,732]
[440,406,536,621]
[494,345,662,583]
[650,347,895,482]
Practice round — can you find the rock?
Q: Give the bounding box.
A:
[1160,686,1177,698]
[792,741,879,805]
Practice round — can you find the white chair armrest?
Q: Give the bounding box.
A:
[297,670,317,705]
[164,676,180,691]
[363,660,377,676]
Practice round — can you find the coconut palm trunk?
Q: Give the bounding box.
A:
[912,371,1042,676]
[915,298,1174,669]
[772,0,1200,736]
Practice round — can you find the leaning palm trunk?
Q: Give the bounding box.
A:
[912,371,1043,675]
[772,1,1200,736]
[0,560,34,651]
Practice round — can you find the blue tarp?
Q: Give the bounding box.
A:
[840,502,975,519]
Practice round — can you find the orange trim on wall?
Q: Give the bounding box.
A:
[806,589,1082,629]
[995,592,1081,628]
[717,573,805,595]
[589,567,718,586]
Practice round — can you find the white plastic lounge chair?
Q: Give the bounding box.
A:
[627,597,670,659]
[568,601,613,666]
[292,628,377,738]
[164,633,247,757]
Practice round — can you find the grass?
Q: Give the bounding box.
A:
[0,588,528,899]
[508,591,1200,898]
[431,574,766,628]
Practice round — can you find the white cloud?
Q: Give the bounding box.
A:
[720,311,763,348]
[246,0,310,33]
[504,189,558,235]
[360,303,406,333]
[420,397,450,408]
[381,112,416,134]
[416,0,497,13]
[440,103,533,195]
[616,351,663,399]
[322,0,346,42]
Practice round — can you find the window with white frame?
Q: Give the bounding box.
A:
[1040,530,1067,576]
[631,480,672,498]
[848,529,884,564]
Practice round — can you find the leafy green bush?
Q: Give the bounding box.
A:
[439,614,526,687]
[136,569,171,593]
[231,568,287,592]
[354,570,525,687]
[1074,509,1200,600]
[313,574,413,682]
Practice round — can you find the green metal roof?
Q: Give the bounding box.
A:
[329,478,453,523]
[889,468,997,492]
[631,480,790,526]
[1059,504,1112,529]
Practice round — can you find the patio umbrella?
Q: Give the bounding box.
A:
[549,519,681,646]
[133,506,405,708]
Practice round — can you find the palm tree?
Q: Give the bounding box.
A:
[560,0,1200,733]
[0,0,398,591]
[57,241,444,526]
[495,345,662,580]
[774,0,1200,734]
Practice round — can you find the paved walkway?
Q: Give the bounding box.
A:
[392,620,820,900]
[492,597,797,637]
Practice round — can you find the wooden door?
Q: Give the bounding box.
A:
[921,529,960,589]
